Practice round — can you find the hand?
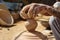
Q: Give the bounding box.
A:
[20,3,51,19]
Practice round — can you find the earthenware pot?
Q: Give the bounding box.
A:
[0,9,14,26]
[25,19,37,31]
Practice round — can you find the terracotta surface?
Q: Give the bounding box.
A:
[0,4,14,26]
[0,9,14,26]
[25,19,37,31]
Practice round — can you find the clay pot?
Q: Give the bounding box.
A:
[25,19,37,31]
[0,9,14,26]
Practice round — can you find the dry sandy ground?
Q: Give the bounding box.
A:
[0,16,56,40]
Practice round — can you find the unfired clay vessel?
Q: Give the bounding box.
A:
[0,9,14,26]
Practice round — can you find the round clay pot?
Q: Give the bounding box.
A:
[25,19,37,31]
[0,9,14,26]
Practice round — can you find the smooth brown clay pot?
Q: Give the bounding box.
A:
[0,9,14,26]
[25,19,37,31]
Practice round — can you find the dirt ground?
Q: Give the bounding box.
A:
[0,16,56,40]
